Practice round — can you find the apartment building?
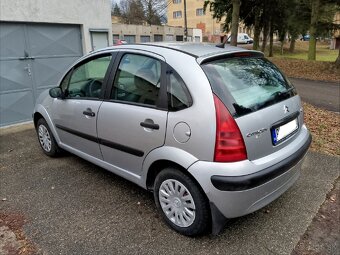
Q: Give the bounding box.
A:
[167,0,222,42]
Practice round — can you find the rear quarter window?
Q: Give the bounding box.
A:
[167,69,192,111]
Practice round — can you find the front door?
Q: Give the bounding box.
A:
[97,52,167,175]
[52,54,113,159]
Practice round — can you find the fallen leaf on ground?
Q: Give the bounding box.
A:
[329,194,336,202]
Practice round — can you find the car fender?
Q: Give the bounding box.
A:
[140,146,199,187]
[34,103,61,144]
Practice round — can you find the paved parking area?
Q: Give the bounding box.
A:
[290,78,340,113]
[0,124,339,255]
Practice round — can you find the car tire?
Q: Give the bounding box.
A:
[36,118,60,157]
[154,168,211,236]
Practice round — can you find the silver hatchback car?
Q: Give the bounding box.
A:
[33,43,311,236]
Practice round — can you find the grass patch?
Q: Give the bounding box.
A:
[271,41,338,62]
[241,41,340,82]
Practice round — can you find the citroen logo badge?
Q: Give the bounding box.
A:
[284,105,289,114]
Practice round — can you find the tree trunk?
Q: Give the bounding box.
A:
[308,0,320,61]
[230,0,241,47]
[280,41,284,55]
[253,8,261,50]
[261,17,270,53]
[289,35,297,53]
[269,22,274,57]
[335,48,340,68]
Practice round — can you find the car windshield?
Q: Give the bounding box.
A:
[201,57,296,116]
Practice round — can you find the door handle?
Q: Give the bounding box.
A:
[140,121,159,130]
[83,108,95,117]
[19,56,35,60]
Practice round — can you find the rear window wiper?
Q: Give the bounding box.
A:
[272,87,295,99]
[256,87,295,110]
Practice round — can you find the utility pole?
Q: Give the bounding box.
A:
[184,0,188,41]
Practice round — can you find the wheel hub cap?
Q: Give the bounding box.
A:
[38,125,51,152]
[159,179,196,227]
[173,198,181,208]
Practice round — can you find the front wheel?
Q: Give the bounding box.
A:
[36,118,60,157]
[154,168,211,236]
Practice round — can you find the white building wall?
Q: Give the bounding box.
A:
[0,0,112,53]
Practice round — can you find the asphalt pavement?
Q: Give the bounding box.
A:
[289,78,340,113]
[0,125,339,255]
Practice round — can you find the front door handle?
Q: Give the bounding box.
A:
[19,56,35,60]
[83,108,95,117]
[140,120,159,130]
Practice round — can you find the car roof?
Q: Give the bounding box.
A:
[90,42,263,64]
[143,42,245,58]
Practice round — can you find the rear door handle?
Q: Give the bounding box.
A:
[83,108,95,117]
[140,121,159,130]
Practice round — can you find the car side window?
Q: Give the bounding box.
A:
[66,55,112,99]
[111,54,161,106]
[167,69,192,111]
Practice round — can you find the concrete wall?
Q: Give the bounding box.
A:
[112,23,201,43]
[0,0,112,53]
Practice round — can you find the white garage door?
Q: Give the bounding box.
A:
[0,22,83,126]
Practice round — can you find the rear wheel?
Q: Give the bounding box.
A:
[154,168,211,236]
[36,118,60,157]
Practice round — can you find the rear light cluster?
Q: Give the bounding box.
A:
[213,95,247,162]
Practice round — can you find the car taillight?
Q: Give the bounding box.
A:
[213,94,247,162]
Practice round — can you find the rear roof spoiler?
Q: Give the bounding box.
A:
[197,50,265,65]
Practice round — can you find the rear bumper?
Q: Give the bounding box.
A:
[211,134,311,191]
[188,125,311,218]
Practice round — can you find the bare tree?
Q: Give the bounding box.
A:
[120,0,145,25]
[142,0,166,25]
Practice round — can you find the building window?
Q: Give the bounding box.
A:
[196,8,205,16]
[173,0,181,3]
[173,11,182,19]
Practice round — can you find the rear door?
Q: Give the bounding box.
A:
[97,51,168,175]
[202,55,302,160]
[52,53,113,159]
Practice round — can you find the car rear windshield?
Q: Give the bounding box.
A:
[201,57,296,117]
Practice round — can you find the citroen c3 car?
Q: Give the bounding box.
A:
[33,43,311,236]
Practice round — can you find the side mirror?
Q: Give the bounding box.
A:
[49,87,64,99]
